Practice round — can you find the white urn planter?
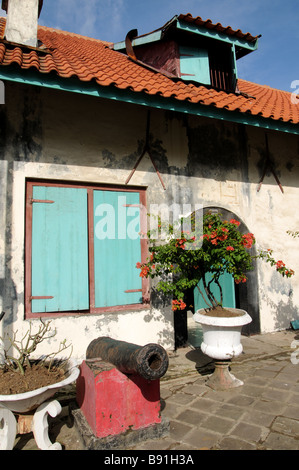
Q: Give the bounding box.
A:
[0,359,80,450]
[193,308,252,390]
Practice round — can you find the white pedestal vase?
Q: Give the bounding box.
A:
[0,359,80,450]
[193,309,252,390]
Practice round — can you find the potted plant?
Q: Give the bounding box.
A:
[0,319,79,450]
[137,211,294,389]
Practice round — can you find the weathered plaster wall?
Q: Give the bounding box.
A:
[0,82,298,359]
[245,126,299,332]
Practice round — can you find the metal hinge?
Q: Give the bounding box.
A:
[30,199,55,204]
[124,289,142,293]
[29,296,54,301]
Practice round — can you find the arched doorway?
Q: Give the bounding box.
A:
[175,206,261,348]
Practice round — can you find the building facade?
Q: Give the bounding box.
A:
[0,2,298,358]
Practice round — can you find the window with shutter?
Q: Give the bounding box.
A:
[25,181,148,318]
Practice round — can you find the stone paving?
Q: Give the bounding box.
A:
[12,328,299,451]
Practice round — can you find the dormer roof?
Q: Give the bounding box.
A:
[114,14,260,93]
[114,14,259,59]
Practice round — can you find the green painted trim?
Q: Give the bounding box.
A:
[231,44,238,81]
[0,66,298,135]
[177,19,259,53]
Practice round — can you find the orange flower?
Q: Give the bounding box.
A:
[140,266,150,277]
[218,234,228,241]
[230,218,240,226]
[242,233,254,249]
[172,299,187,311]
[175,238,186,249]
[276,260,285,269]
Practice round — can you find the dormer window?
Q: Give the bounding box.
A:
[179,42,237,92]
[113,14,259,94]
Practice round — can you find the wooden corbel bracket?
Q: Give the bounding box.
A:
[257,134,284,193]
[125,110,166,190]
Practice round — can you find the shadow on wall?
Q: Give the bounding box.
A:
[257,262,298,331]
[0,98,31,340]
[271,270,298,330]
[270,287,297,331]
[0,160,18,331]
[275,299,299,330]
[147,286,174,348]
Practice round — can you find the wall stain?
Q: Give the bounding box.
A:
[13,86,43,162]
[185,121,243,179]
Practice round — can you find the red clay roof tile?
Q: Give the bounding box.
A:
[0,17,298,127]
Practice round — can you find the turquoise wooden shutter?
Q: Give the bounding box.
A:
[179,46,211,85]
[194,271,236,311]
[31,186,89,313]
[93,190,142,308]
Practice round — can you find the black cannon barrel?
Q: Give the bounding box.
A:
[86,337,169,381]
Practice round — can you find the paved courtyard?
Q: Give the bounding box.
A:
[13,328,299,451]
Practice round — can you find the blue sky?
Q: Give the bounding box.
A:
[1,0,298,92]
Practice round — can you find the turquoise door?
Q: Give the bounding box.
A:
[194,271,236,311]
[93,190,142,308]
[31,186,89,313]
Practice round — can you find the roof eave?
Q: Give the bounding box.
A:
[0,65,298,135]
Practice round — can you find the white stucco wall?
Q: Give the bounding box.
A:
[1,83,299,360]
